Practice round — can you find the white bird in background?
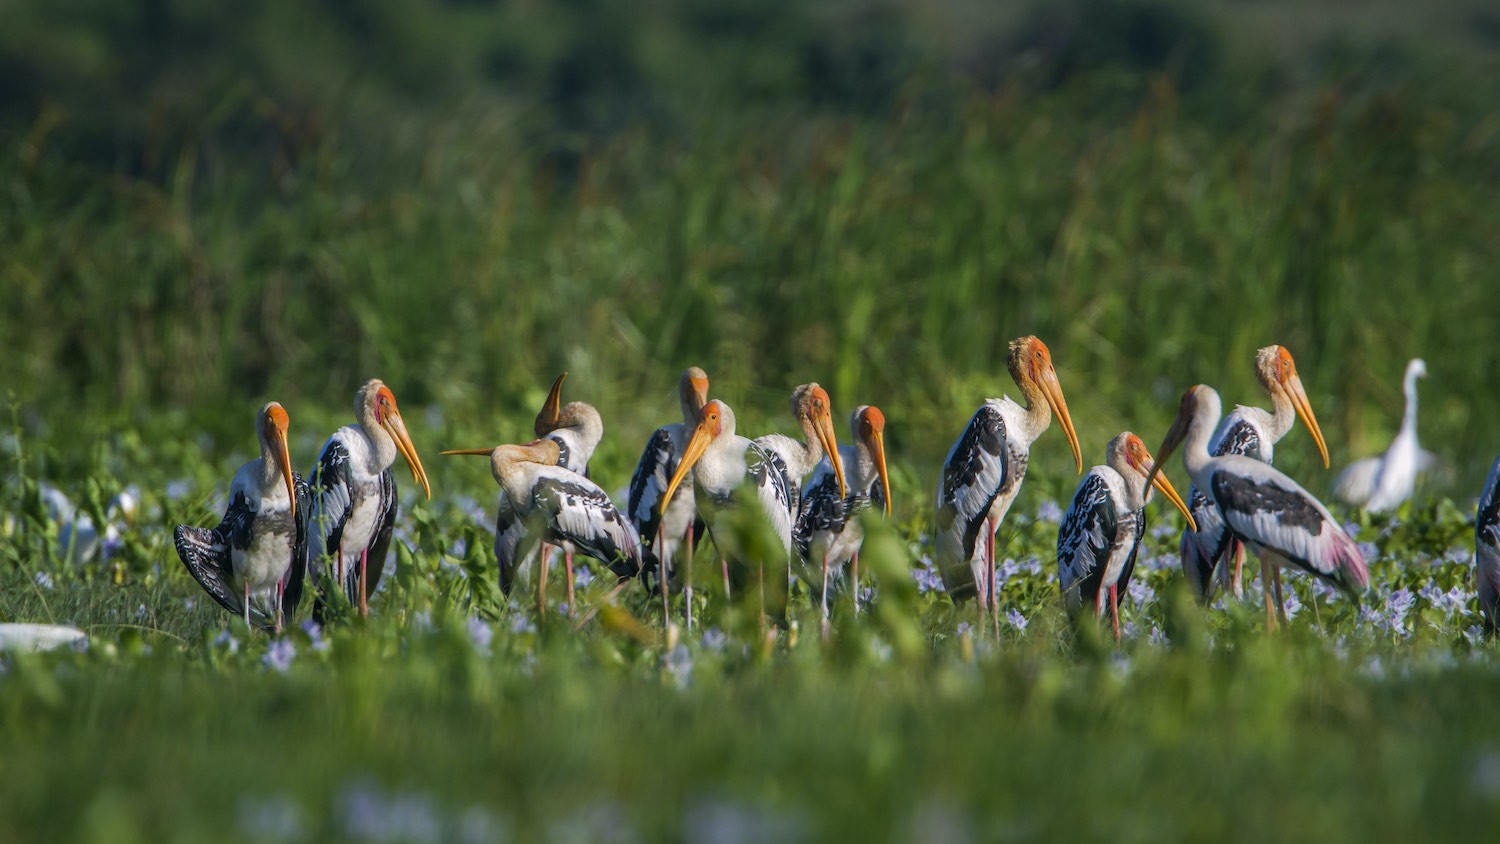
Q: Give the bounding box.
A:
[307,379,432,620]
[174,402,310,632]
[444,439,641,620]
[794,405,892,623]
[1180,345,1329,602]
[1476,455,1500,634]
[628,367,710,625]
[1058,432,1195,641]
[933,336,1083,631]
[1334,358,1435,513]
[1149,385,1369,629]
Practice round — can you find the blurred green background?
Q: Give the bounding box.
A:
[4,0,1499,499]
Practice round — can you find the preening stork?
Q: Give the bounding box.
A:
[1334,358,1434,513]
[627,367,710,624]
[1180,345,1329,602]
[307,379,431,620]
[934,336,1082,623]
[174,402,310,632]
[443,439,641,619]
[661,387,845,623]
[794,405,891,622]
[1058,432,1195,641]
[1149,385,1369,628]
[1477,455,1500,634]
[487,372,605,612]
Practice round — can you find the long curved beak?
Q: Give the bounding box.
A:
[440,448,496,457]
[871,429,891,517]
[1285,374,1330,469]
[1144,455,1196,533]
[535,372,567,436]
[271,424,296,519]
[1041,367,1084,473]
[383,413,431,499]
[1144,410,1190,493]
[813,410,847,499]
[661,419,715,514]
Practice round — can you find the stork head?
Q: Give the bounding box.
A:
[1407,358,1428,380]
[855,405,891,517]
[1111,431,1195,532]
[258,401,297,517]
[792,384,846,498]
[661,399,730,513]
[1008,336,1083,473]
[358,378,431,499]
[1146,384,1220,492]
[1256,345,1329,469]
[679,367,711,419]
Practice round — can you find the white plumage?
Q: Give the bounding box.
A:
[1334,358,1435,513]
[627,367,710,606]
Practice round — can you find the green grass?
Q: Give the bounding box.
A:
[5,1,1500,840]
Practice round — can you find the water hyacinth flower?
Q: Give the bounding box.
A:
[574,564,594,589]
[1127,579,1155,608]
[956,621,973,637]
[509,615,537,635]
[338,781,443,844]
[263,639,296,673]
[1419,583,1472,618]
[911,556,945,594]
[701,627,727,652]
[213,629,240,654]
[1006,609,1028,633]
[165,479,193,500]
[1035,499,1064,523]
[664,644,693,689]
[302,620,331,653]
[1356,541,1379,563]
[467,617,493,654]
[33,571,53,590]
[1464,625,1487,647]
[1282,588,1303,621]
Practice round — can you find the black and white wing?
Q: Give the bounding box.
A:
[1210,459,1367,595]
[934,404,1009,594]
[627,427,676,576]
[280,471,312,617]
[307,437,354,587]
[1179,484,1233,601]
[1113,509,1145,599]
[794,461,845,563]
[359,469,398,601]
[1213,415,1267,462]
[174,523,240,619]
[1477,456,1500,632]
[1056,471,1117,615]
[493,490,527,596]
[537,473,642,578]
[746,441,796,552]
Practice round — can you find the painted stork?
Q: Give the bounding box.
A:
[1148,385,1369,628]
[1058,432,1195,641]
[1477,455,1500,634]
[627,367,710,623]
[794,405,891,622]
[443,439,641,619]
[1180,345,1329,602]
[660,387,845,623]
[933,336,1083,626]
[1334,358,1434,513]
[174,402,310,632]
[307,379,431,620]
[490,371,605,612]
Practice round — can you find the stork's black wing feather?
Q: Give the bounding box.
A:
[936,404,1010,569]
[1057,473,1117,614]
[1214,419,1264,460]
[539,476,642,578]
[627,427,675,576]
[174,524,240,617]
[307,438,353,586]
[794,468,845,563]
[1115,509,1145,599]
[281,471,311,617]
[494,491,524,596]
[360,469,398,601]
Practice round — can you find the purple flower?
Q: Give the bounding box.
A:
[165,479,193,500]
[1282,588,1303,620]
[1150,521,1178,540]
[467,617,493,654]
[701,627,727,652]
[447,537,469,558]
[301,620,330,653]
[912,557,946,594]
[213,629,240,654]
[263,639,296,673]
[1386,588,1415,634]
[33,571,53,590]
[1127,579,1155,607]
[338,781,442,844]
[509,615,537,635]
[1465,625,1486,647]
[574,564,595,589]
[1036,500,1064,523]
[1006,609,1028,633]
[1419,583,1472,618]
[956,621,973,637]
[1148,625,1169,646]
[1357,541,1379,562]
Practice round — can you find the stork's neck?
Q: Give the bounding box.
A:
[1266,388,1295,442]
[848,442,876,494]
[256,436,289,501]
[1399,370,1421,438]
[1181,401,1221,490]
[1016,379,1052,444]
[356,422,398,474]
[558,403,604,454]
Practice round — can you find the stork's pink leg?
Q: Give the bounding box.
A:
[1110,583,1121,643]
[1261,558,1277,631]
[536,546,551,623]
[722,558,731,603]
[684,523,695,631]
[359,547,369,617]
[1232,541,1246,598]
[850,552,861,615]
[275,579,285,634]
[820,551,831,640]
[565,546,576,618]
[658,524,670,622]
[987,521,1000,642]
[1272,566,1287,625]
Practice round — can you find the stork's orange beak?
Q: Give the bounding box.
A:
[535,372,567,437]
[1040,365,1083,473]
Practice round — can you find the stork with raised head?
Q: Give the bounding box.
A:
[933,336,1082,631]
[660,388,845,625]
[1058,432,1196,641]
[444,439,641,620]
[627,367,710,625]
[794,405,891,623]
[1148,385,1369,628]
[491,372,606,612]
[1181,345,1329,602]
[175,402,310,632]
[307,379,431,620]
[1334,358,1434,513]
[1477,455,1500,634]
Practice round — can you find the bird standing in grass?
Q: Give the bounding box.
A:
[307,379,431,620]
[444,439,641,620]
[933,336,1083,633]
[1334,358,1434,513]
[175,402,309,632]
[1476,455,1500,634]
[1180,345,1329,601]
[794,405,891,624]
[1149,385,1368,629]
[1058,432,1195,641]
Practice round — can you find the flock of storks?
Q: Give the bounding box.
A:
[173,338,1500,641]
